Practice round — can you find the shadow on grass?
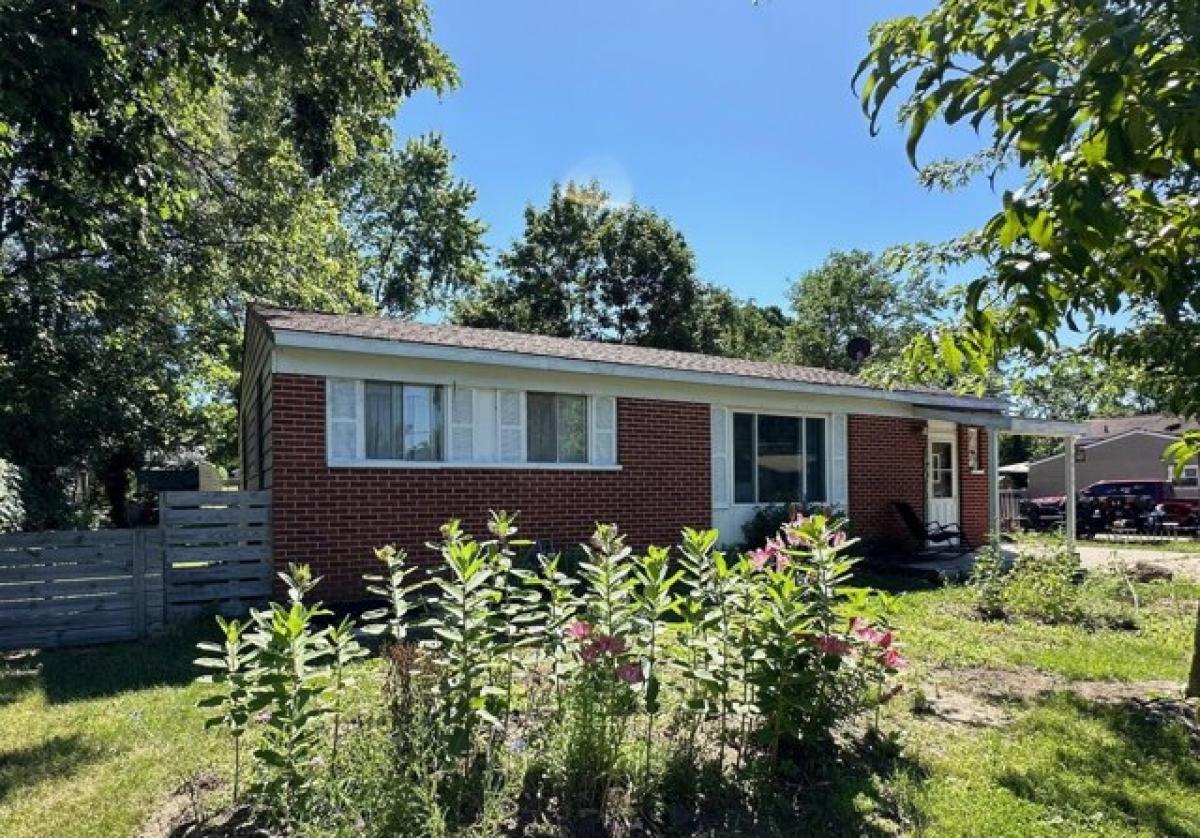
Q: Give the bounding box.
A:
[997,694,1200,838]
[656,731,927,837]
[29,619,216,704]
[852,568,944,595]
[0,734,105,803]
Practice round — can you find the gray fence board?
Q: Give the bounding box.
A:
[0,490,271,650]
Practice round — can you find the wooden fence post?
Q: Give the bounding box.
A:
[132,529,147,639]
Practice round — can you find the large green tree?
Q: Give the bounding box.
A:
[455,182,703,351]
[345,136,487,316]
[778,249,943,373]
[0,1,483,526]
[693,283,790,361]
[857,0,1200,691]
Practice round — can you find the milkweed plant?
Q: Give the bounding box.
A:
[194,509,906,832]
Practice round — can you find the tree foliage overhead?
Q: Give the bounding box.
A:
[455,182,704,351]
[693,284,790,361]
[857,0,1200,694]
[345,136,487,316]
[0,1,481,526]
[778,249,943,374]
[856,0,1200,414]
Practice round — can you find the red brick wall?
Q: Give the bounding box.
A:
[847,415,928,553]
[270,373,711,601]
[958,425,989,547]
[847,415,991,554]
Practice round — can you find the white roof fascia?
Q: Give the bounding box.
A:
[1007,417,1088,437]
[912,407,1082,434]
[271,329,1009,414]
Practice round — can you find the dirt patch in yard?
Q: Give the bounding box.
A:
[915,666,1186,729]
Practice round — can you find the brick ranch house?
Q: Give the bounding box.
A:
[240,305,1081,601]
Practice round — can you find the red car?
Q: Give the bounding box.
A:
[1026,480,1199,536]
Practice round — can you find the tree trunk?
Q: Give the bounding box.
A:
[1180,602,1200,696]
[101,449,138,529]
[1188,603,1200,699]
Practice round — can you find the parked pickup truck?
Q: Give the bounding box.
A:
[1025,480,1200,536]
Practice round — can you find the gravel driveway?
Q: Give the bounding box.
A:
[1075,544,1200,580]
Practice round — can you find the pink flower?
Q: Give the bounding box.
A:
[748,547,772,569]
[814,635,851,657]
[830,531,847,548]
[879,649,908,671]
[593,634,627,656]
[579,643,601,664]
[616,662,645,684]
[783,526,810,547]
[566,620,593,641]
[851,620,892,647]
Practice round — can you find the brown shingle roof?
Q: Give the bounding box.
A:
[251,305,999,406]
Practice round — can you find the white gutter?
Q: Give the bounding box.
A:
[271,328,1010,414]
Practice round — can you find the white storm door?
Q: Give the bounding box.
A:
[927,433,960,536]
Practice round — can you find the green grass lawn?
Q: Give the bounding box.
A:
[2,580,1198,837]
[0,622,227,838]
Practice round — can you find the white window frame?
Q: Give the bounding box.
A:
[1167,463,1199,486]
[728,409,832,507]
[325,377,621,471]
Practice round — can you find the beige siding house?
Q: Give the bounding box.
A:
[1027,416,1200,499]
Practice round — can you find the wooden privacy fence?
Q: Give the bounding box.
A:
[160,490,272,622]
[0,490,272,650]
[0,529,163,649]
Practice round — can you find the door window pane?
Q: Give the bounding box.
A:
[757,415,801,503]
[557,395,588,463]
[733,413,755,503]
[931,441,954,498]
[805,417,826,503]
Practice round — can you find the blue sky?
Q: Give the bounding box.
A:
[395,0,1004,309]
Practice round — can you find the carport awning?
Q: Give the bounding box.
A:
[913,407,1086,438]
[912,407,1086,548]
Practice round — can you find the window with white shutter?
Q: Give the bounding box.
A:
[830,413,848,508]
[591,396,617,465]
[449,386,475,461]
[497,390,525,462]
[327,378,361,462]
[711,406,730,508]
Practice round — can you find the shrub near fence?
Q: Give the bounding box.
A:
[0,491,272,650]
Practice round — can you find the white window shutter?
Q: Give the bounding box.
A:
[450,386,475,461]
[711,406,730,509]
[591,396,617,465]
[830,412,849,508]
[327,378,361,461]
[497,390,525,462]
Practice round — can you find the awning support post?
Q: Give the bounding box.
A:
[988,428,1001,546]
[1064,434,1077,550]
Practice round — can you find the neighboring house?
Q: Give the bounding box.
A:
[1027,415,1200,499]
[240,306,1017,601]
